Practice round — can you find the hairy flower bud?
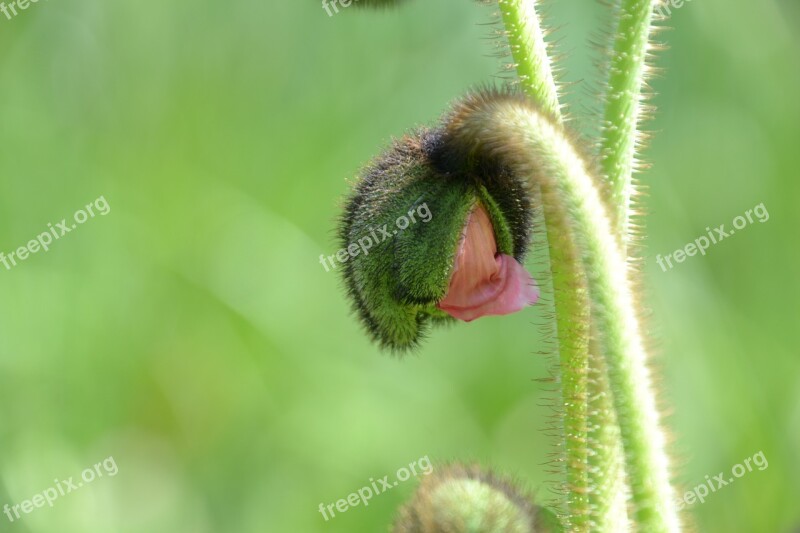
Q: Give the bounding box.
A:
[393,464,560,533]
[339,101,540,351]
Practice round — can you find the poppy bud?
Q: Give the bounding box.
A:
[392,464,561,532]
[339,93,539,351]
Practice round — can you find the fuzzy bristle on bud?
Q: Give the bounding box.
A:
[392,464,560,533]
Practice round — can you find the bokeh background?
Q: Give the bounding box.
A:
[0,0,798,531]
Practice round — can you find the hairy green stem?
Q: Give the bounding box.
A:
[497,0,562,122]
[587,338,630,531]
[541,196,592,528]
[497,1,593,526]
[498,2,631,529]
[595,1,665,527]
[599,0,660,247]
[512,105,677,532]
[451,97,680,532]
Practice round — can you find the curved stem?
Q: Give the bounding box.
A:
[541,197,592,529]
[497,3,631,529]
[448,97,680,532]
[497,1,593,526]
[523,107,678,532]
[599,0,661,247]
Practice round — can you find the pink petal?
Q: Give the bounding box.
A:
[437,204,539,322]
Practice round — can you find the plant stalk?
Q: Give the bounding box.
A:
[469,101,680,532]
[599,0,661,248]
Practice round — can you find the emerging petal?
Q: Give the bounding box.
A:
[438,204,539,322]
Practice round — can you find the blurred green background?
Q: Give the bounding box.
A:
[0,0,798,531]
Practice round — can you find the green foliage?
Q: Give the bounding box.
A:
[0,1,797,533]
